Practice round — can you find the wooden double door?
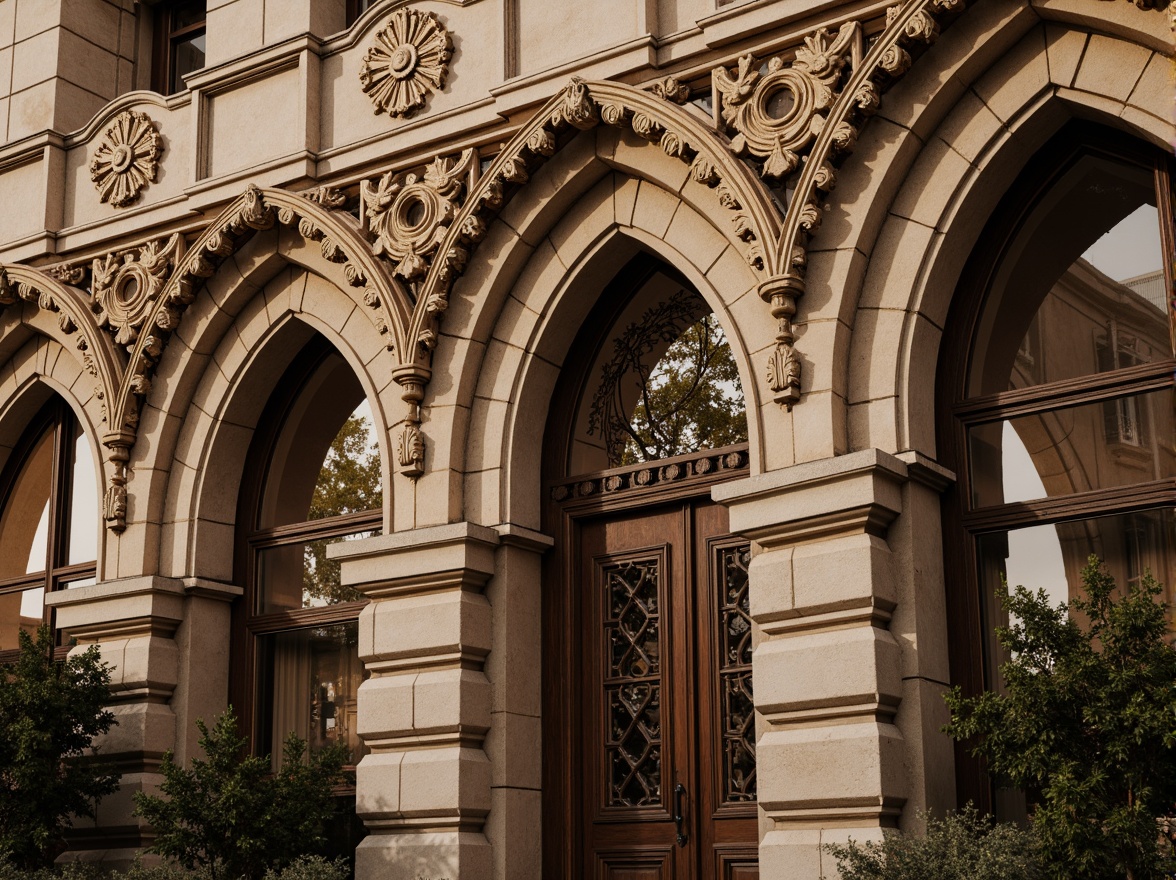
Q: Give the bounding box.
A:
[556,496,759,879]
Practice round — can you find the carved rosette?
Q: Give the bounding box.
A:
[361,149,476,280]
[91,235,184,348]
[90,110,163,208]
[360,8,452,119]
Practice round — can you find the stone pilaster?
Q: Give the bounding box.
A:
[330,523,500,880]
[44,575,240,866]
[713,449,952,878]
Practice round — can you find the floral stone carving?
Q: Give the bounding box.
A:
[90,110,163,208]
[360,8,452,119]
[91,234,184,348]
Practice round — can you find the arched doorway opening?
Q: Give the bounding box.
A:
[542,252,759,879]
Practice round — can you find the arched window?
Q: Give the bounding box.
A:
[939,123,1175,813]
[0,398,99,657]
[234,335,381,778]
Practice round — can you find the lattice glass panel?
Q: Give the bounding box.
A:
[602,558,663,807]
[717,544,756,802]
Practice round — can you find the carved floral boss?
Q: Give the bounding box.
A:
[90,110,163,208]
[360,7,452,119]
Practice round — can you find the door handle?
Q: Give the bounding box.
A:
[673,782,687,847]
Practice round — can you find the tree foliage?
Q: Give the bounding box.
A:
[620,316,747,465]
[0,625,117,869]
[824,805,1041,880]
[302,415,381,606]
[134,709,347,880]
[944,557,1176,880]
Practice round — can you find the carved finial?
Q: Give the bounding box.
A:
[360,8,452,119]
[90,110,163,208]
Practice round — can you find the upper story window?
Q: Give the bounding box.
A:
[940,123,1175,816]
[153,1,207,95]
[0,399,99,658]
[346,0,377,26]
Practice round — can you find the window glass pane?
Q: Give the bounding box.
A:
[171,1,206,30]
[0,427,53,580]
[0,587,44,650]
[67,422,98,565]
[257,530,379,614]
[259,352,380,529]
[969,156,1171,396]
[968,389,1176,507]
[171,33,205,92]
[255,623,369,769]
[583,289,748,469]
[976,508,1176,686]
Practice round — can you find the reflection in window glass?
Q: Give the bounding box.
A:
[968,389,1176,507]
[0,588,44,650]
[0,427,53,580]
[257,530,379,614]
[308,399,381,521]
[67,423,98,565]
[255,623,369,768]
[970,156,1171,396]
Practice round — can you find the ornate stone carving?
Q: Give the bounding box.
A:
[89,110,163,208]
[715,24,860,179]
[550,446,748,502]
[45,262,86,286]
[360,8,452,119]
[649,76,691,104]
[360,149,476,280]
[91,234,184,348]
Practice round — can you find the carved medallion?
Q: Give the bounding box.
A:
[89,110,163,208]
[360,8,452,119]
[361,149,475,280]
[91,234,184,348]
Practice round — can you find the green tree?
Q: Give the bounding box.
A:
[302,415,381,606]
[944,557,1176,880]
[824,805,1041,880]
[620,316,747,465]
[0,625,118,869]
[134,708,347,880]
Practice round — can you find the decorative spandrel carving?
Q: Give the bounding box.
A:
[361,149,476,280]
[360,8,452,119]
[90,111,163,208]
[602,557,664,808]
[91,234,184,348]
[716,544,756,803]
[715,24,861,179]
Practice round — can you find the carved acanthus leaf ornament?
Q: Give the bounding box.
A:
[90,110,163,208]
[360,8,452,118]
[91,234,184,347]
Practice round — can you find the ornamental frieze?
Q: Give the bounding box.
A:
[360,7,452,119]
[90,110,163,208]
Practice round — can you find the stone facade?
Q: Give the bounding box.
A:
[0,0,1172,877]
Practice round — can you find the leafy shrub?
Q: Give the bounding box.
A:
[134,709,347,880]
[944,557,1176,879]
[0,626,118,869]
[823,805,1041,880]
[263,856,349,880]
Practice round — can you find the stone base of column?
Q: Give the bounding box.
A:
[356,831,492,880]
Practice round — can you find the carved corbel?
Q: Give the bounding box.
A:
[392,365,430,479]
[102,432,134,532]
[760,277,804,408]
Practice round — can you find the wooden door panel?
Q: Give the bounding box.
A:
[595,847,674,880]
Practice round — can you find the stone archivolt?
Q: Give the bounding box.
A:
[12,0,1133,521]
[360,7,452,119]
[90,110,163,208]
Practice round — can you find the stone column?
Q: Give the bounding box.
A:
[44,575,239,866]
[331,523,500,880]
[713,449,953,878]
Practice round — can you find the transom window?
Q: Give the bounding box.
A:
[941,124,1175,815]
[0,399,99,658]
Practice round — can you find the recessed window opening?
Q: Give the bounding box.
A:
[154,1,207,95]
[0,399,99,659]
